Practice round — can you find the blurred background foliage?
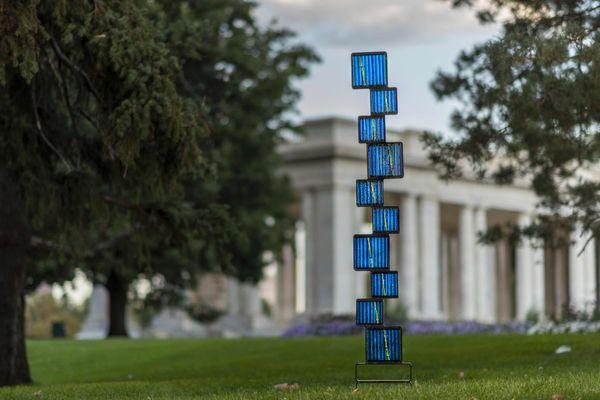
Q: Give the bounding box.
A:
[427,0,600,246]
[25,292,87,339]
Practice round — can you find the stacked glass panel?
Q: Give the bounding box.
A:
[351,51,408,365]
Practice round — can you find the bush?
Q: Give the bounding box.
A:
[282,315,527,337]
[25,292,86,339]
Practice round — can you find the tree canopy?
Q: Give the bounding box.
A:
[426,0,600,246]
[0,0,317,385]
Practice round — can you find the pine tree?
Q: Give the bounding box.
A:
[79,0,318,337]
[0,0,202,385]
[0,0,318,383]
[427,0,599,245]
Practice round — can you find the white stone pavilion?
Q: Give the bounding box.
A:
[262,117,599,327]
[77,117,600,338]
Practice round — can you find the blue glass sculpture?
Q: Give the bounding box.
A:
[358,116,386,143]
[370,271,399,298]
[351,52,388,89]
[356,179,384,207]
[353,235,390,270]
[351,51,412,386]
[356,299,384,325]
[367,143,404,178]
[365,327,402,362]
[370,88,398,115]
[372,207,400,233]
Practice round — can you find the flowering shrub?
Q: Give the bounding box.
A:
[282,315,361,337]
[404,320,527,335]
[282,315,528,338]
[527,321,600,335]
[527,303,600,334]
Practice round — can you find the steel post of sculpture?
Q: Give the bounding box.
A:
[351,51,413,387]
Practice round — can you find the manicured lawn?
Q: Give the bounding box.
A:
[1,334,600,399]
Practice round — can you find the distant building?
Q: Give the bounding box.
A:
[261,117,599,327]
[77,117,600,338]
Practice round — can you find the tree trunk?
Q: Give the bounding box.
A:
[0,172,32,387]
[0,251,32,386]
[106,269,129,337]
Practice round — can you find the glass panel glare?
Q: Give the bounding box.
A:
[358,116,386,143]
[370,272,399,298]
[356,299,384,325]
[366,328,402,362]
[370,88,398,115]
[351,52,388,89]
[356,180,384,206]
[368,143,404,178]
[353,235,390,270]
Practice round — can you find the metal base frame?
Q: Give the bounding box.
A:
[354,361,413,388]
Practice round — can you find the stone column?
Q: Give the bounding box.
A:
[531,238,546,319]
[275,244,296,324]
[76,284,109,339]
[227,278,241,316]
[459,205,477,320]
[569,228,587,311]
[516,214,534,320]
[475,207,496,322]
[583,237,597,310]
[294,222,307,314]
[302,190,320,314]
[400,194,419,317]
[331,185,359,314]
[302,185,357,315]
[419,196,442,319]
[240,283,262,329]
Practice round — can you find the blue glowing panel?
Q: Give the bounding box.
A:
[356,299,384,326]
[356,179,384,207]
[371,271,398,298]
[368,143,404,178]
[372,207,399,233]
[366,327,402,362]
[358,116,386,143]
[351,52,388,89]
[353,235,389,270]
[370,88,398,115]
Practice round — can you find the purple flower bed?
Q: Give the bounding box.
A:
[404,320,527,335]
[282,318,361,337]
[282,318,528,338]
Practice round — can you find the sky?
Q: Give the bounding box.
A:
[256,0,499,135]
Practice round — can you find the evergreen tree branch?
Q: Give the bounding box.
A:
[49,36,101,104]
[30,81,74,172]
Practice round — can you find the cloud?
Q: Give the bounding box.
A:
[256,0,494,47]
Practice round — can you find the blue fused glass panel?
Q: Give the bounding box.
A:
[368,143,403,178]
[371,271,398,298]
[372,207,399,233]
[366,327,402,362]
[370,88,398,115]
[358,116,386,143]
[356,179,384,206]
[351,52,388,89]
[353,235,389,270]
[356,299,384,325]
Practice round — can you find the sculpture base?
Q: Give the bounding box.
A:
[354,361,413,388]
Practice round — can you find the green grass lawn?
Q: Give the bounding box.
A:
[1,333,599,399]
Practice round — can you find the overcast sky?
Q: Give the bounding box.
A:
[256,0,499,135]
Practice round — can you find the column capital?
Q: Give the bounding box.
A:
[419,193,439,202]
